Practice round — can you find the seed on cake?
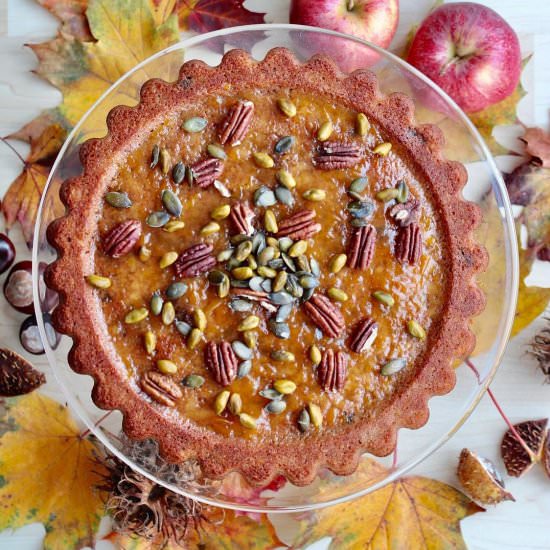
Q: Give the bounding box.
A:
[161,189,182,217]
[235,240,253,262]
[139,246,151,262]
[159,148,171,174]
[274,379,296,394]
[216,249,233,262]
[182,116,207,133]
[211,204,231,220]
[276,169,296,189]
[187,328,203,350]
[347,200,374,219]
[86,274,111,289]
[252,152,274,168]
[408,319,426,339]
[381,358,406,376]
[349,177,369,195]
[150,292,163,315]
[373,142,392,156]
[182,374,205,388]
[162,302,175,325]
[257,266,277,279]
[175,321,192,336]
[150,145,160,168]
[328,288,348,302]
[271,350,295,362]
[268,320,291,339]
[232,267,254,280]
[200,221,220,236]
[262,210,278,234]
[160,251,178,269]
[218,274,230,297]
[274,136,295,154]
[288,240,307,257]
[164,220,185,233]
[157,359,177,374]
[298,409,311,432]
[105,191,132,209]
[207,143,227,160]
[396,180,409,204]
[376,188,399,202]
[242,330,258,349]
[309,344,322,365]
[232,340,253,360]
[372,290,394,307]
[193,308,207,331]
[272,271,288,293]
[172,161,186,184]
[265,400,286,414]
[214,390,230,415]
[302,189,326,202]
[124,308,148,324]
[329,254,347,274]
[356,113,370,136]
[308,403,323,427]
[276,98,297,118]
[239,413,257,430]
[258,246,276,266]
[146,211,170,228]
[275,186,295,207]
[299,275,319,290]
[317,120,333,142]
[228,393,243,415]
[144,331,156,354]
[213,179,232,197]
[238,315,260,332]
[237,360,252,378]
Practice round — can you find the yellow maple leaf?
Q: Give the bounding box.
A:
[0,393,109,549]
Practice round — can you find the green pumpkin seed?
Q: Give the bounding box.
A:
[269,291,293,305]
[216,249,233,262]
[211,204,231,220]
[159,251,178,269]
[407,320,426,339]
[372,290,394,307]
[105,191,132,209]
[349,177,369,194]
[86,274,111,289]
[309,344,322,365]
[230,298,253,312]
[232,341,253,360]
[238,315,260,332]
[166,282,187,299]
[159,148,171,174]
[175,320,192,336]
[252,232,267,253]
[232,267,254,280]
[375,188,399,202]
[263,210,278,233]
[228,393,243,415]
[200,222,220,236]
[268,319,290,339]
[192,308,206,331]
[356,113,370,136]
[329,254,347,274]
[146,211,170,228]
[157,359,177,374]
[265,400,286,414]
[298,409,310,432]
[310,258,320,277]
[172,161,186,184]
[239,413,257,430]
[277,98,297,117]
[150,144,160,168]
[276,169,296,190]
[242,330,258,349]
[182,374,205,388]
[151,292,163,315]
[275,303,292,322]
[182,116,207,133]
[162,301,175,325]
[299,275,319,289]
[381,358,406,376]
[270,350,295,362]
[125,308,148,324]
[278,237,293,252]
[317,121,333,142]
[274,136,295,154]
[374,142,392,156]
[208,270,226,285]
[218,274,230,298]
[328,287,348,302]
[144,331,156,354]
[139,246,151,262]
[187,328,203,350]
[164,220,185,233]
[207,143,227,160]
[275,186,294,207]
[351,218,370,227]
[308,403,323,427]
[237,360,252,378]
[303,189,326,202]
[272,270,288,293]
[274,379,296,394]
[260,388,283,400]
[214,390,230,415]
[257,266,276,279]
[257,246,275,266]
[235,240,253,262]
[347,200,374,219]
[252,152,274,168]
[396,180,409,204]
[161,189,182,217]
[254,186,277,207]
[285,275,303,299]
[289,240,307,257]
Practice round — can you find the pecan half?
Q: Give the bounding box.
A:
[349,317,378,353]
[141,370,182,407]
[102,219,141,258]
[189,158,223,188]
[347,224,376,269]
[389,198,420,227]
[219,100,254,146]
[313,141,362,170]
[229,201,255,235]
[231,288,268,301]
[277,210,321,240]
[317,349,348,392]
[303,294,345,338]
[205,341,238,386]
[395,223,423,265]
[174,243,216,278]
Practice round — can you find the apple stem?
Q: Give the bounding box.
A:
[346,0,355,11]
[465,358,537,462]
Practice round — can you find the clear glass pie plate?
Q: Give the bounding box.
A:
[32,24,518,513]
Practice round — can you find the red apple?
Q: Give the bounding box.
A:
[289,0,399,71]
[406,2,521,113]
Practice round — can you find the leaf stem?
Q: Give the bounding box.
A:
[0,136,27,165]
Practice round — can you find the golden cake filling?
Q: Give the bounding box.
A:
[91,89,446,440]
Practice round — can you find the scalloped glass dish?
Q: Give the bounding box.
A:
[32,24,518,513]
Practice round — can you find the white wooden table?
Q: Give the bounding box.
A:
[1,0,549,548]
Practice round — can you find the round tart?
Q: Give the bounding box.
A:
[46,48,487,486]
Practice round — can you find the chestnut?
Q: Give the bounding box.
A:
[0,233,15,275]
[19,313,60,355]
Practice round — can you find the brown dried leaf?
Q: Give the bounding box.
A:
[522,126,550,168]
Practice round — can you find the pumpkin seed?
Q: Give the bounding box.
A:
[248,276,265,293]
[193,308,207,331]
[147,211,170,228]
[351,218,370,228]
[274,379,296,394]
[310,258,320,278]
[328,287,348,302]
[175,320,192,336]
[303,188,326,202]
[263,210,278,234]
[161,189,182,217]
[295,255,310,272]
[166,282,187,299]
[125,308,148,324]
[277,98,296,117]
[347,200,374,219]
[86,274,111,289]
[276,169,296,190]
[274,186,295,207]
[309,344,322,365]
[278,237,293,252]
[162,302,175,325]
[235,240,253,262]
[301,287,315,302]
[317,120,333,142]
[232,266,254,280]
[182,374,205,388]
[105,191,132,209]
[160,251,178,269]
[187,328,203,350]
[229,298,253,312]
[207,143,227,160]
[271,350,295,362]
[252,231,266,254]
[298,409,310,432]
[139,246,151,262]
[150,145,160,168]
[253,152,274,168]
[258,246,276,266]
[269,291,293,305]
[288,240,307,258]
[381,358,406,376]
[182,116,207,133]
[268,258,284,270]
[213,179,231,197]
[261,279,272,293]
[374,142,392,156]
[356,112,370,136]
[254,185,277,207]
[214,390,230,415]
[207,271,225,286]
[274,136,295,154]
[216,249,233,262]
[265,400,286,414]
[375,188,399,202]
[329,254,347,274]
[150,292,163,315]
[237,360,252,378]
[242,330,258,349]
[232,341,253,360]
[299,275,319,289]
[372,290,394,307]
[239,413,257,430]
[285,275,303,299]
[257,266,277,279]
[238,315,260,332]
[218,274,230,297]
[231,278,250,288]
[159,148,171,174]
[268,319,290,339]
[164,220,185,233]
[144,331,156,354]
[228,393,243,415]
[407,320,426,339]
[200,221,220,236]
[157,359,177,374]
[275,303,292,322]
[349,177,369,195]
[211,204,231,220]
[272,271,288,293]
[172,161,186,184]
[260,388,283,400]
[308,403,323,427]
[396,180,409,204]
